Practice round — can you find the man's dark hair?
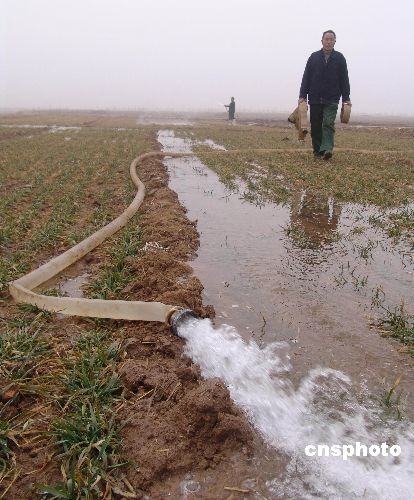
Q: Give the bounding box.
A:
[322,30,336,39]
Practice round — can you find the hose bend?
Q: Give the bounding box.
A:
[9,151,194,324]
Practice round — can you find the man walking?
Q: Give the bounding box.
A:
[299,30,351,160]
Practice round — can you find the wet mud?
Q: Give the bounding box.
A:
[114,148,260,498]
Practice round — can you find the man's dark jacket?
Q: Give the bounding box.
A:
[299,49,350,105]
[228,101,235,119]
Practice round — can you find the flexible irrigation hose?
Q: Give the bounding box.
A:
[8,148,412,323]
[9,151,190,322]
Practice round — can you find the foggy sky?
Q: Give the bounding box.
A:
[2,0,414,115]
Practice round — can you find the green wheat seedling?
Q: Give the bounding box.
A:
[379,302,414,350]
[0,315,54,486]
[349,266,369,290]
[108,227,141,270]
[383,376,403,421]
[0,319,50,382]
[387,207,414,247]
[43,402,125,499]
[0,419,17,481]
[39,473,78,500]
[86,222,141,300]
[41,329,128,498]
[60,331,122,406]
[86,269,131,300]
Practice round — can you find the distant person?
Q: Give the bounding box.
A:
[299,30,351,160]
[224,97,236,123]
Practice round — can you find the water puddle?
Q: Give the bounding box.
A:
[48,126,81,133]
[58,272,89,298]
[0,124,81,132]
[158,128,414,497]
[35,260,90,317]
[0,124,140,133]
[201,138,227,150]
[136,117,194,126]
[347,125,414,130]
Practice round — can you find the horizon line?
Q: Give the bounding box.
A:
[1,107,414,119]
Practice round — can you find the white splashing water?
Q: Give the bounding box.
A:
[178,318,414,499]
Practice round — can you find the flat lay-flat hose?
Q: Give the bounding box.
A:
[9,152,191,323]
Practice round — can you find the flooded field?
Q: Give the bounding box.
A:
[159,127,414,497]
[1,112,413,498]
[160,129,414,392]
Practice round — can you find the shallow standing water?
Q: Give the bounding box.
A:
[159,130,414,393]
[158,129,414,498]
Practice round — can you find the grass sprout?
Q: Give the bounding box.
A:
[86,223,141,300]
[379,303,414,348]
[0,320,50,381]
[41,329,128,498]
[382,376,403,421]
[61,331,122,406]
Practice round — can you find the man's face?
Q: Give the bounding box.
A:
[322,33,336,53]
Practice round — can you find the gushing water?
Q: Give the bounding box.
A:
[178,318,414,499]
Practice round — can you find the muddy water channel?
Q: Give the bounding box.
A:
[159,129,414,498]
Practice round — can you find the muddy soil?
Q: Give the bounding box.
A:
[117,144,261,498]
[2,133,263,499]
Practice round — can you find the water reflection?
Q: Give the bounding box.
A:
[288,192,341,249]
